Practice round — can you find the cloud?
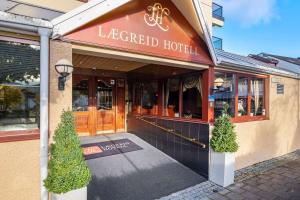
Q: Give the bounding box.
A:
[214,0,279,27]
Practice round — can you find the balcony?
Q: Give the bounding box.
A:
[212,36,223,50]
[213,3,224,21]
[212,2,224,27]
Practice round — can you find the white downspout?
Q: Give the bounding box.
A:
[38,27,51,200]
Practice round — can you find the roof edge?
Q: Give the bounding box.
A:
[192,0,218,66]
[218,61,300,80]
[51,0,131,38]
[0,11,52,30]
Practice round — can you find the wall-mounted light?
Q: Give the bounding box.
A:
[214,77,224,88]
[55,59,73,90]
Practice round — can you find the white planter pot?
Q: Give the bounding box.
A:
[209,150,235,187]
[52,187,87,200]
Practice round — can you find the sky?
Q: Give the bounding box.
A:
[213,0,300,58]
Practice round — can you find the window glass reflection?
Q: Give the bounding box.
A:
[129,82,142,114]
[72,79,89,111]
[96,80,113,111]
[164,78,179,117]
[238,77,248,116]
[0,40,40,131]
[214,72,235,118]
[142,81,158,112]
[182,75,202,119]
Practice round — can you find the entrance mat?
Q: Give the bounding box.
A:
[81,139,143,160]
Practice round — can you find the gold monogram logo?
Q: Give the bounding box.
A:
[144,3,170,32]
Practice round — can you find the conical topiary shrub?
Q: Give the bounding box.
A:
[44,110,91,194]
[210,103,239,152]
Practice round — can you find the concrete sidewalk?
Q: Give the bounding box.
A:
[81,133,206,200]
[161,150,300,200]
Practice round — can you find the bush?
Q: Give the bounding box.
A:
[44,110,91,194]
[210,103,239,153]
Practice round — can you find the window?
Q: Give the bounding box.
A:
[72,79,89,111]
[130,74,204,121]
[250,78,265,116]
[214,72,267,121]
[214,72,235,118]
[164,78,180,117]
[128,82,142,114]
[0,40,40,131]
[182,75,202,119]
[238,77,248,116]
[96,80,113,110]
[142,81,158,115]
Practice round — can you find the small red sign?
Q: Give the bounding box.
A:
[83,146,103,155]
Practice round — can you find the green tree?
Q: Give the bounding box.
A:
[210,103,239,152]
[44,111,91,194]
[0,86,23,111]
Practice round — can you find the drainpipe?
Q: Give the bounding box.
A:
[38,27,51,200]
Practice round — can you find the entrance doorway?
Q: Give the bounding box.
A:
[72,74,125,135]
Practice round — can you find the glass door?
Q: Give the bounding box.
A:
[73,75,117,135]
[72,75,93,135]
[94,78,116,134]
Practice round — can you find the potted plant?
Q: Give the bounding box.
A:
[209,103,239,187]
[44,110,91,200]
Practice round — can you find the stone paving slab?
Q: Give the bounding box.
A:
[159,149,300,200]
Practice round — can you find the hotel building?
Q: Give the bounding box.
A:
[0,0,299,199]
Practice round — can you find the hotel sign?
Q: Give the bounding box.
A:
[65,0,212,65]
[144,3,170,32]
[81,139,143,160]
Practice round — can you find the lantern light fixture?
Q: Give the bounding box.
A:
[55,59,73,90]
[214,77,224,88]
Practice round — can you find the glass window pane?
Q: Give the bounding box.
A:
[142,81,158,115]
[214,72,235,118]
[129,82,142,114]
[238,77,248,116]
[96,80,113,110]
[182,75,202,119]
[164,78,179,117]
[0,40,40,131]
[72,79,89,111]
[250,78,264,116]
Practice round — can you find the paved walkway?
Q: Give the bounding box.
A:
[161,150,300,200]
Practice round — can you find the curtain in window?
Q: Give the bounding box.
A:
[238,78,248,97]
[251,79,260,115]
[182,75,202,98]
[165,78,179,107]
[142,81,158,109]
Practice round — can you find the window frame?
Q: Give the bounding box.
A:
[129,72,207,123]
[162,74,204,120]
[214,70,269,123]
[0,36,40,143]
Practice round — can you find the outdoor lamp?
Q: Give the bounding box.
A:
[55,59,73,91]
[214,78,224,88]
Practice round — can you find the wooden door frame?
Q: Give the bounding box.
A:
[73,73,126,136]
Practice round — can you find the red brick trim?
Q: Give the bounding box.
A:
[0,129,40,143]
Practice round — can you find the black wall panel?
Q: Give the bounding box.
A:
[127,116,209,178]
